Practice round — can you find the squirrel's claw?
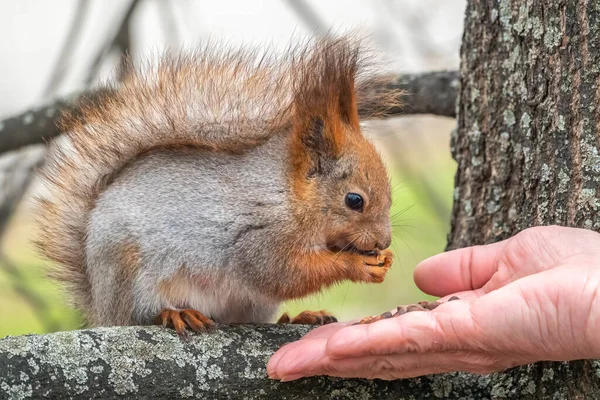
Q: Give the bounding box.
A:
[278,310,337,325]
[156,309,215,338]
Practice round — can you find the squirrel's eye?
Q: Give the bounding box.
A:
[345,193,364,212]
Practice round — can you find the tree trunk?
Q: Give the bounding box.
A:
[450,0,600,397]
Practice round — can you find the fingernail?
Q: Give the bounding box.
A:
[280,374,304,382]
[267,371,280,380]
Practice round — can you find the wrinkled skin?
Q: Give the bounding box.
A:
[267,225,600,381]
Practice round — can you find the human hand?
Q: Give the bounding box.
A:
[267,226,600,380]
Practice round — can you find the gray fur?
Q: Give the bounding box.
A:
[86,132,294,325]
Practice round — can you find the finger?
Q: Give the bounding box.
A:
[326,300,473,359]
[277,349,509,381]
[267,338,327,379]
[268,322,352,378]
[414,240,508,296]
[267,341,296,378]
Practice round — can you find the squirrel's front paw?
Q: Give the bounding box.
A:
[277,310,337,325]
[156,309,215,338]
[363,249,393,283]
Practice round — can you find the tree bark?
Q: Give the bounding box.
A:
[450,0,600,397]
[0,325,500,399]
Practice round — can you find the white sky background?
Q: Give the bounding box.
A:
[0,0,466,117]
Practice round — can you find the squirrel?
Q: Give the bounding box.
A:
[35,37,397,336]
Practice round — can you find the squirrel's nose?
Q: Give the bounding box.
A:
[377,238,391,250]
[377,228,392,250]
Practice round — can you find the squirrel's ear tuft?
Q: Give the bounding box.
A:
[301,117,337,176]
[290,37,362,176]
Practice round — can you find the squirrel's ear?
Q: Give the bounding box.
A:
[301,117,341,176]
[289,37,362,177]
[291,113,347,178]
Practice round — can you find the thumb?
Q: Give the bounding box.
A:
[414,240,507,297]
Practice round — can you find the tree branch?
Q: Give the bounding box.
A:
[0,96,77,155]
[0,71,458,156]
[370,70,459,118]
[0,325,495,399]
[3,325,594,398]
[0,90,110,155]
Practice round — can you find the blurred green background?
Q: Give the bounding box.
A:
[0,116,456,337]
[0,0,464,337]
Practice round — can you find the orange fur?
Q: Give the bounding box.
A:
[270,249,392,300]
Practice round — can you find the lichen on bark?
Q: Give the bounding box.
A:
[0,325,499,399]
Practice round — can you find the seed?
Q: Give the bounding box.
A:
[395,306,408,316]
[424,301,441,310]
[406,304,426,312]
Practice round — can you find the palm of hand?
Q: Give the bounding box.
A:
[267,226,600,381]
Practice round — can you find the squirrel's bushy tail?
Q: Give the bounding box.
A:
[35,36,401,318]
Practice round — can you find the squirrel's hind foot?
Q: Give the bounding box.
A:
[156,309,215,338]
[278,310,337,325]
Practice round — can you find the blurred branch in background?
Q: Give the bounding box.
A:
[157,1,182,48]
[370,73,457,228]
[0,145,61,332]
[0,1,142,336]
[0,146,44,237]
[0,70,458,156]
[42,0,91,98]
[283,0,327,36]
[0,89,112,155]
[86,0,140,84]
